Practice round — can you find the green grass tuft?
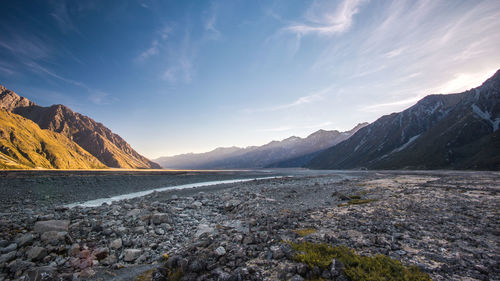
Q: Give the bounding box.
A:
[338,198,377,207]
[290,242,432,281]
[293,228,317,237]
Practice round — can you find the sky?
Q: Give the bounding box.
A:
[1,0,500,158]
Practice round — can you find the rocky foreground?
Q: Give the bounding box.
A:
[0,171,498,280]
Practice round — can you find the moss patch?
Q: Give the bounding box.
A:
[293,228,317,237]
[290,242,431,281]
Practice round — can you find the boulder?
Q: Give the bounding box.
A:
[110,238,122,250]
[0,251,17,264]
[16,233,34,247]
[41,231,67,244]
[93,247,109,260]
[34,220,69,233]
[27,246,48,261]
[123,249,142,262]
[151,213,169,225]
[215,246,226,256]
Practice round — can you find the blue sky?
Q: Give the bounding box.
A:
[1,0,499,158]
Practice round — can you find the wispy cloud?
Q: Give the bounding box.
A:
[360,96,423,113]
[284,0,368,36]
[0,62,16,75]
[0,34,52,61]
[161,30,195,83]
[245,85,334,113]
[50,1,81,34]
[25,61,114,105]
[135,25,172,62]
[203,3,221,39]
[137,39,160,61]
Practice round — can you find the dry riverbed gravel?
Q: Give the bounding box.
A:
[0,171,498,281]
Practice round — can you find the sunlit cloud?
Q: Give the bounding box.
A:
[360,96,423,113]
[432,69,499,94]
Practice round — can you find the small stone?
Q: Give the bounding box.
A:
[215,246,226,256]
[194,224,214,238]
[110,238,122,250]
[271,245,285,259]
[330,258,343,277]
[27,246,48,261]
[100,254,117,266]
[16,233,34,247]
[155,228,165,235]
[151,213,169,225]
[1,243,17,254]
[24,266,57,280]
[290,275,306,281]
[123,249,142,262]
[41,231,67,244]
[0,251,17,264]
[8,259,35,274]
[126,209,142,217]
[34,220,69,233]
[192,201,203,208]
[79,268,96,278]
[68,244,80,257]
[93,247,109,260]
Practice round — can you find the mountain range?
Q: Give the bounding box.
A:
[153,123,367,169]
[0,85,160,169]
[307,69,500,170]
[1,69,498,170]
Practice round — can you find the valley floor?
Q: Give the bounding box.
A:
[0,170,498,280]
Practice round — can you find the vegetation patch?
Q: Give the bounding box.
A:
[293,228,317,237]
[338,198,377,207]
[135,269,155,281]
[168,268,184,281]
[290,242,432,281]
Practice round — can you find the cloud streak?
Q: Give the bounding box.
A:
[284,0,368,36]
[245,85,335,113]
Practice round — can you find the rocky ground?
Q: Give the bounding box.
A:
[0,170,498,280]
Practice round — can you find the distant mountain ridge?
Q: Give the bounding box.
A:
[0,109,106,169]
[307,69,500,170]
[0,85,160,169]
[154,123,367,169]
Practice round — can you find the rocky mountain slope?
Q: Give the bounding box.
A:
[0,109,106,169]
[154,123,367,169]
[0,85,160,169]
[307,69,500,170]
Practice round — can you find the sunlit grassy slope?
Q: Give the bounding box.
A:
[0,109,107,169]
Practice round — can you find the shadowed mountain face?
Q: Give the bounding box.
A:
[154,123,367,169]
[307,69,500,170]
[0,109,106,169]
[0,85,160,169]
